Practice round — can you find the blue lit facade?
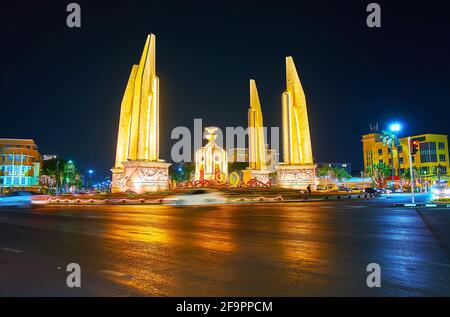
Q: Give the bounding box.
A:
[0,139,41,189]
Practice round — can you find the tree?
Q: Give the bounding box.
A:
[228,161,249,173]
[41,158,67,192]
[381,130,395,180]
[317,166,334,189]
[317,166,352,187]
[367,162,391,188]
[317,166,333,178]
[381,129,402,189]
[63,160,82,191]
[333,167,352,182]
[170,162,195,183]
[401,166,419,181]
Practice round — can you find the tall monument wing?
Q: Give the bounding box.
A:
[277,56,316,190]
[114,65,138,169]
[249,80,267,171]
[111,34,169,194]
[282,56,313,164]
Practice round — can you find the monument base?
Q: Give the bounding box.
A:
[276,164,317,190]
[111,161,171,194]
[242,169,271,185]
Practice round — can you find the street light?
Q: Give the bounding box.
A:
[388,122,402,191]
[389,123,401,133]
[88,169,94,190]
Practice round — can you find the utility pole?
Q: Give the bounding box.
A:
[408,136,415,204]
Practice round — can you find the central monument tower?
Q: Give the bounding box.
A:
[276,57,316,189]
[111,34,170,193]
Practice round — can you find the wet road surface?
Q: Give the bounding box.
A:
[1,194,449,296]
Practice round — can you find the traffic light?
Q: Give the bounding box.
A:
[411,140,419,155]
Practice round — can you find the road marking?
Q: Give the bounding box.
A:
[100,270,134,280]
[1,247,23,253]
[320,205,367,209]
[425,261,450,268]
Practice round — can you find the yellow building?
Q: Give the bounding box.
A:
[0,138,41,190]
[362,133,449,184]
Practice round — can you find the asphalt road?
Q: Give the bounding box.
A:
[1,194,450,296]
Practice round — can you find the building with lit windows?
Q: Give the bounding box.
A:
[0,139,41,191]
[362,133,449,185]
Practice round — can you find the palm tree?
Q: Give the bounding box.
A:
[381,130,401,189]
[401,166,419,181]
[367,162,391,188]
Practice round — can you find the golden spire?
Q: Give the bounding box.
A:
[282,56,313,165]
[248,79,267,170]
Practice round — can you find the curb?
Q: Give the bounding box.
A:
[393,203,450,208]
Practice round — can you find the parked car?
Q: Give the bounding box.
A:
[364,187,378,195]
[0,191,50,207]
[163,189,227,206]
[350,188,364,194]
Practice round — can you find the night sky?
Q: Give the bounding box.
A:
[1,0,449,181]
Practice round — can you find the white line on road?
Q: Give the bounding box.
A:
[1,247,23,253]
[320,205,368,209]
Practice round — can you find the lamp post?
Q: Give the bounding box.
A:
[407,136,415,203]
[88,169,94,191]
[389,123,402,191]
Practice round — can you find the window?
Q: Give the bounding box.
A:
[420,142,437,163]
[421,167,429,174]
[388,158,392,164]
[20,177,26,185]
[388,148,391,155]
[434,166,447,175]
[378,160,383,165]
[438,142,445,150]
[399,168,405,175]
[399,157,404,164]
[378,148,383,156]
[411,156,415,163]
[440,154,446,162]
[398,146,403,153]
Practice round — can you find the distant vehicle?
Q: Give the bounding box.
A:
[364,187,378,195]
[0,191,50,207]
[339,187,352,193]
[163,189,227,206]
[350,188,364,194]
[432,186,450,198]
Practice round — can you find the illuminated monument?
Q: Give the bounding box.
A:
[111,34,170,193]
[242,80,270,184]
[195,127,228,183]
[276,57,316,189]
